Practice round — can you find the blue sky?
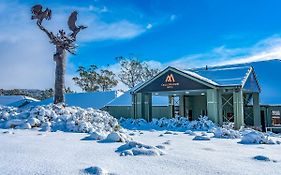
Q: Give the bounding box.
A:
[1,0,281,90]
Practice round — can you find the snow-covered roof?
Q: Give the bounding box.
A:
[0,95,39,107]
[106,91,169,107]
[29,91,117,109]
[192,59,281,105]
[188,66,252,87]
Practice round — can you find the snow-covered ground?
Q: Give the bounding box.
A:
[1,105,281,175]
[0,128,281,175]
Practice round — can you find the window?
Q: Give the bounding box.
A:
[272,110,281,126]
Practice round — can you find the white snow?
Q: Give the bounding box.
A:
[0,129,280,175]
[1,105,281,174]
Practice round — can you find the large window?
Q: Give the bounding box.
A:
[272,110,281,126]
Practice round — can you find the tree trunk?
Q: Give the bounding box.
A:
[53,46,66,104]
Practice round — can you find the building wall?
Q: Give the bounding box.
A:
[103,106,170,119]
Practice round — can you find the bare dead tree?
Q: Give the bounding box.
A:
[31,4,87,104]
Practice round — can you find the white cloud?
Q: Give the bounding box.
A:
[165,36,281,69]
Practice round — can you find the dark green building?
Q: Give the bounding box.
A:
[104,59,281,131]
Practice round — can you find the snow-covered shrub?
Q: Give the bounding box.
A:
[212,127,241,139]
[5,119,24,128]
[18,122,32,129]
[116,141,165,156]
[0,104,120,135]
[28,117,41,127]
[240,130,275,144]
[0,106,19,121]
[188,116,215,131]
[120,115,216,131]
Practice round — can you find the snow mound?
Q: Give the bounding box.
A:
[105,132,131,142]
[240,130,275,144]
[120,116,216,131]
[0,104,120,135]
[212,127,241,139]
[89,131,107,140]
[83,166,109,175]
[193,135,211,141]
[116,141,165,156]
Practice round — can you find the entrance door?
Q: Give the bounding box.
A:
[261,110,266,132]
[188,110,193,121]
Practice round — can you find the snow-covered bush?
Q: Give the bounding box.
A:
[120,115,216,131]
[240,130,275,144]
[116,141,165,156]
[212,127,241,139]
[0,104,120,135]
[188,116,216,131]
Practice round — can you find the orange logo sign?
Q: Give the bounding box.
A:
[165,74,175,83]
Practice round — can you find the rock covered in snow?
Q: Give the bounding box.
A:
[184,130,196,135]
[84,166,109,175]
[116,141,165,156]
[193,135,211,141]
[253,155,270,161]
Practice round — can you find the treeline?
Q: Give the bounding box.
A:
[0,88,74,100]
[73,56,160,92]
